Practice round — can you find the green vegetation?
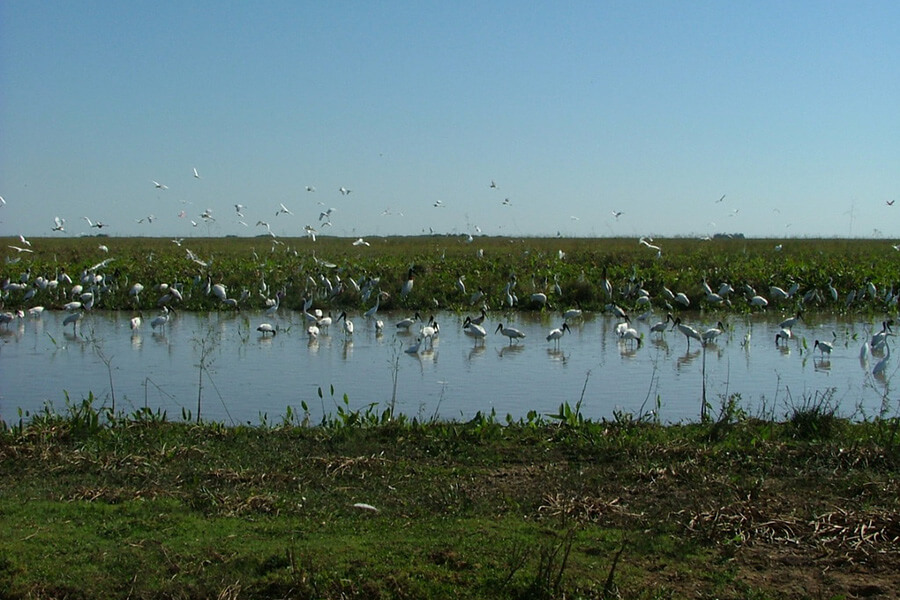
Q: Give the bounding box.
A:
[1,397,898,599]
[3,236,900,314]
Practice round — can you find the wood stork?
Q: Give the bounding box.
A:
[671,317,702,349]
[563,308,582,322]
[130,315,142,331]
[495,323,526,344]
[463,318,487,345]
[814,339,833,356]
[257,323,277,336]
[873,343,891,376]
[405,337,424,354]
[546,322,571,348]
[779,311,803,330]
[650,313,673,335]
[701,321,727,345]
[338,311,354,336]
[400,267,415,298]
[395,312,421,330]
[150,306,172,330]
[775,327,793,346]
[63,311,83,333]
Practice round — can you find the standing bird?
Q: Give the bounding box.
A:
[463,318,487,345]
[671,317,702,349]
[873,343,891,376]
[546,322,571,349]
[63,311,83,333]
[400,267,415,298]
[338,311,354,336]
[150,307,172,331]
[701,321,727,346]
[814,339,833,356]
[257,323,277,336]
[495,323,526,344]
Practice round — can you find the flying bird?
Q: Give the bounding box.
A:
[235,204,245,217]
[612,211,624,219]
[152,181,168,190]
[339,186,351,195]
[51,216,66,231]
[490,180,498,189]
[193,167,200,179]
[352,237,370,247]
[306,186,316,192]
[887,200,895,206]
[275,203,293,216]
[319,208,335,221]
[716,194,726,203]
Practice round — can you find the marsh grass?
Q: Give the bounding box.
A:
[6,236,900,317]
[1,396,898,599]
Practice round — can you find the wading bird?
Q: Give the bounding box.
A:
[495,323,526,344]
[257,323,277,336]
[546,322,571,349]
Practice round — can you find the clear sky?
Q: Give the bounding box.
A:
[1,1,898,241]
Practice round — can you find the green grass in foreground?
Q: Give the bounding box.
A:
[1,398,898,599]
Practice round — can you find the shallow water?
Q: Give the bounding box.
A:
[1,309,896,425]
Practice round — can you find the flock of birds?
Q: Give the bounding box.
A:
[1,249,897,380]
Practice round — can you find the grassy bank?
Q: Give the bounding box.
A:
[1,400,898,599]
[3,236,900,315]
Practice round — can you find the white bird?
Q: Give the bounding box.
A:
[353,237,370,247]
[495,323,526,344]
[319,207,335,221]
[873,343,891,376]
[671,317,702,349]
[650,314,672,335]
[257,323,277,336]
[701,321,727,345]
[130,315,142,331]
[814,339,833,356]
[338,311,354,336]
[463,318,487,345]
[150,307,172,330]
[8,245,33,253]
[611,211,624,219]
[275,203,293,216]
[618,324,642,347]
[395,312,420,330]
[51,216,66,231]
[779,312,803,330]
[400,268,415,298]
[775,328,793,346]
[339,186,351,195]
[17,234,31,247]
[405,337,424,354]
[306,186,316,192]
[63,311,83,332]
[307,324,320,340]
[546,322,571,348]
[152,181,168,190]
[193,167,200,179]
[304,225,318,241]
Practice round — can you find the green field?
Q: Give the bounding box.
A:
[1,401,898,599]
[3,236,900,315]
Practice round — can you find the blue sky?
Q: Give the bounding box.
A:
[1,1,898,240]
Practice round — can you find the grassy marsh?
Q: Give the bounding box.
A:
[1,399,898,599]
[3,236,900,315]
